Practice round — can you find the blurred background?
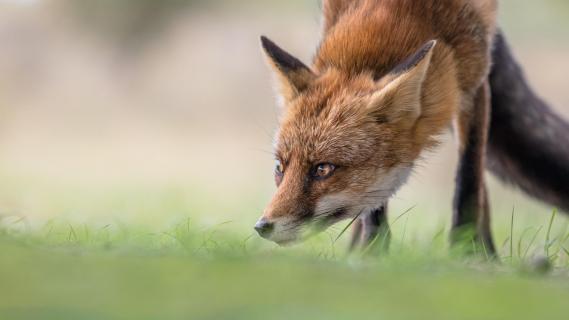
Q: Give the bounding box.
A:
[0,0,568,241]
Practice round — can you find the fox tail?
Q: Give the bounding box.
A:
[487,32,569,213]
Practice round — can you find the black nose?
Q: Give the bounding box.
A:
[254,218,274,238]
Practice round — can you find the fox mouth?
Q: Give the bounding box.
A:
[258,207,354,245]
[273,237,298,246]
[284,208,350,244]
[313,207,348,230]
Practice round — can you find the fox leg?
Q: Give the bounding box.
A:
[350,203,390,252]
[452,81,496,255]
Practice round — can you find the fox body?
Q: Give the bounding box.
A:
[256,0,569,252]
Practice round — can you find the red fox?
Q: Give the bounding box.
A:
[255,0,569,253]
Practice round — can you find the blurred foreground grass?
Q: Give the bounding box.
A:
[0,0,568,319]
[1,200,569,320]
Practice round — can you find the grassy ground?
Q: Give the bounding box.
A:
[1,197,569,320]
[0,1,568,319]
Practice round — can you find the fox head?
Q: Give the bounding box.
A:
[255,36,457,245]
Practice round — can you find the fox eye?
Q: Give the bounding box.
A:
[274,160,285,186]
[275,160,284,175]
[311,163,336,180]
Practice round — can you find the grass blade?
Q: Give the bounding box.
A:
[517,227,532,259]
[334,208,364,243]
[545,209,557,257]
[524,226,543,259]
[510,206,515,263]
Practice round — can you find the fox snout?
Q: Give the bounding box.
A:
[254,201,310,244]
[253,215,304,245]
[253,218,274,238]
[256,190,352,245]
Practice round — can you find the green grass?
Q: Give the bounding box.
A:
[1,205,569,320]
[0,168,568,320]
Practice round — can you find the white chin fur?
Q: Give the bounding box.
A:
[372,165,413,200]
[314,165,413,218]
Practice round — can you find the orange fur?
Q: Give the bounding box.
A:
[258,0,498,246]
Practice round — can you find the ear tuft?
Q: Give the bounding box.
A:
[390,40,436,76]
[260,36,309,73]
[260,36,315,101]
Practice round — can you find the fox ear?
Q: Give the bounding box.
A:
[261,36,316,101]
[367,40,436,125]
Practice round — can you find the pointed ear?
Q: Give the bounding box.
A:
[260,36,316,101]
[367,40,436,125]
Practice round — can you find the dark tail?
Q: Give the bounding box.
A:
[487,32,569,212]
